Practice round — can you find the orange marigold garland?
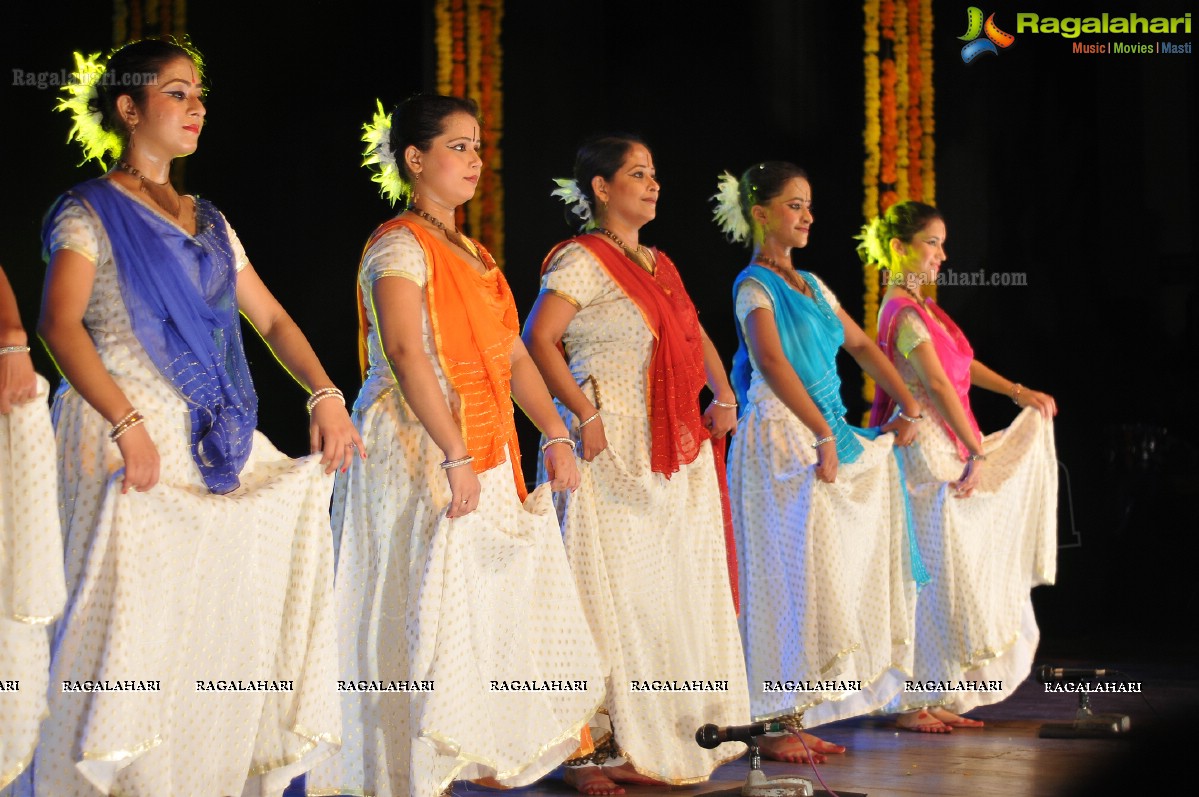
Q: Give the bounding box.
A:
[435,0,505,269]
[435,0,452,95]
[863,0,936,406]
[894,0,910,203]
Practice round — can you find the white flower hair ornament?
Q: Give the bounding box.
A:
[711,171,750,244]
[362,99,407,206]
[550,178,592,227]
[56,51,122,169]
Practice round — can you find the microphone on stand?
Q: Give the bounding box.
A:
[1035,665,1116,683]
[695,721,786,749]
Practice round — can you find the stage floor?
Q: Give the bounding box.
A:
[447,657,1198,797]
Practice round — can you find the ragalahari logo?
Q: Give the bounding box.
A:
[959,7,1016,62]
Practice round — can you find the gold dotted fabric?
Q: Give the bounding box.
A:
[731,277,919,727]
[1,375,66,793]
[888,313,1058,712]
[34,200,342,797]
[536,244,750,784]
[307,231,604,797]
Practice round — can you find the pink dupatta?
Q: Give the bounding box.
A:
[870,296,982,461]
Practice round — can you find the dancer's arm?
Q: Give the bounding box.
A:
[370,274,479,517]
[906,342,986,497]
[39,249,159,492]
[837,308,923,445]
[699,325,737,437]
[744,307,838,483]
[0,265,38,413]
[237,263,364,473]
[510,335,580,491]
[970,360,1057,417]
[522,292,608,462]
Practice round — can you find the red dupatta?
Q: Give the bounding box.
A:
[541,234,739,611]
[543,234,707,475]
[871,295,982,461]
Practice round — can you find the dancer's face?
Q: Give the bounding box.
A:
[120,56,206,159]
[407,111,483,209]
[594,143,659,231]
[896,218,947,285]
[755,177,813,250]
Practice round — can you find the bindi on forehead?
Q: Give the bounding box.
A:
[158,58,200,85]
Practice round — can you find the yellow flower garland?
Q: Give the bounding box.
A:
[862,0,936,406]
[434,0,505,269]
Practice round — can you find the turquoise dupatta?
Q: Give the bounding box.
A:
[731,265,864,464]
[731,264,928,586]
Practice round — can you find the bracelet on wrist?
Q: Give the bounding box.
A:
[540,436,575,453]
[440,455,474,470]
[811,434,836,449]
[1009,383,1024,406]
[898,411,924,423]
[710,398,737,410]
[306,386,345,415]
[967,452,987,462]
[577,410,601,429]
[109,409,145,441]
[0,345,31,356]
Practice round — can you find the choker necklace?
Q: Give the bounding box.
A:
[594,227,655,275]
[754,254,810,296]
[410,206,482,262]
[896,282,928,305]
[117,160,170,187]
[116,160,181,218]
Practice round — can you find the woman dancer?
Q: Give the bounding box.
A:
[36,39,358,796]
[306,95,602,797]
[862,200,1057,732]
[712,162,926,760]
[524,135,749,794]
[1,265,65,796]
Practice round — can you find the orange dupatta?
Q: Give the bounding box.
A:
[358,217,526,499]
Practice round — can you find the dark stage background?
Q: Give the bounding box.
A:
[1,1,1194,663]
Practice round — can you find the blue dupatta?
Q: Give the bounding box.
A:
[730,264,929,586]
[731,265,864,464]
[48,178,258,494]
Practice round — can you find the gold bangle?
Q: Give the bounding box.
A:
[1010,383,1024,406]
[440,455,474,470]
[711,399,737,409]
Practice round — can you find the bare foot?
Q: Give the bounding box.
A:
[564,766,624,795]
[757,733,827,764]
[799,731,846,755]
[929,707,984,728]
[605,762,667,786]
[897,709,952,733]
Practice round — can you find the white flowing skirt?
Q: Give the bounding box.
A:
[542,405,750,784]
[33,374,341,797]
[308,388,603,797]
[892,407,1057,713]
[732,391,918,728]
[1,376,65,795]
